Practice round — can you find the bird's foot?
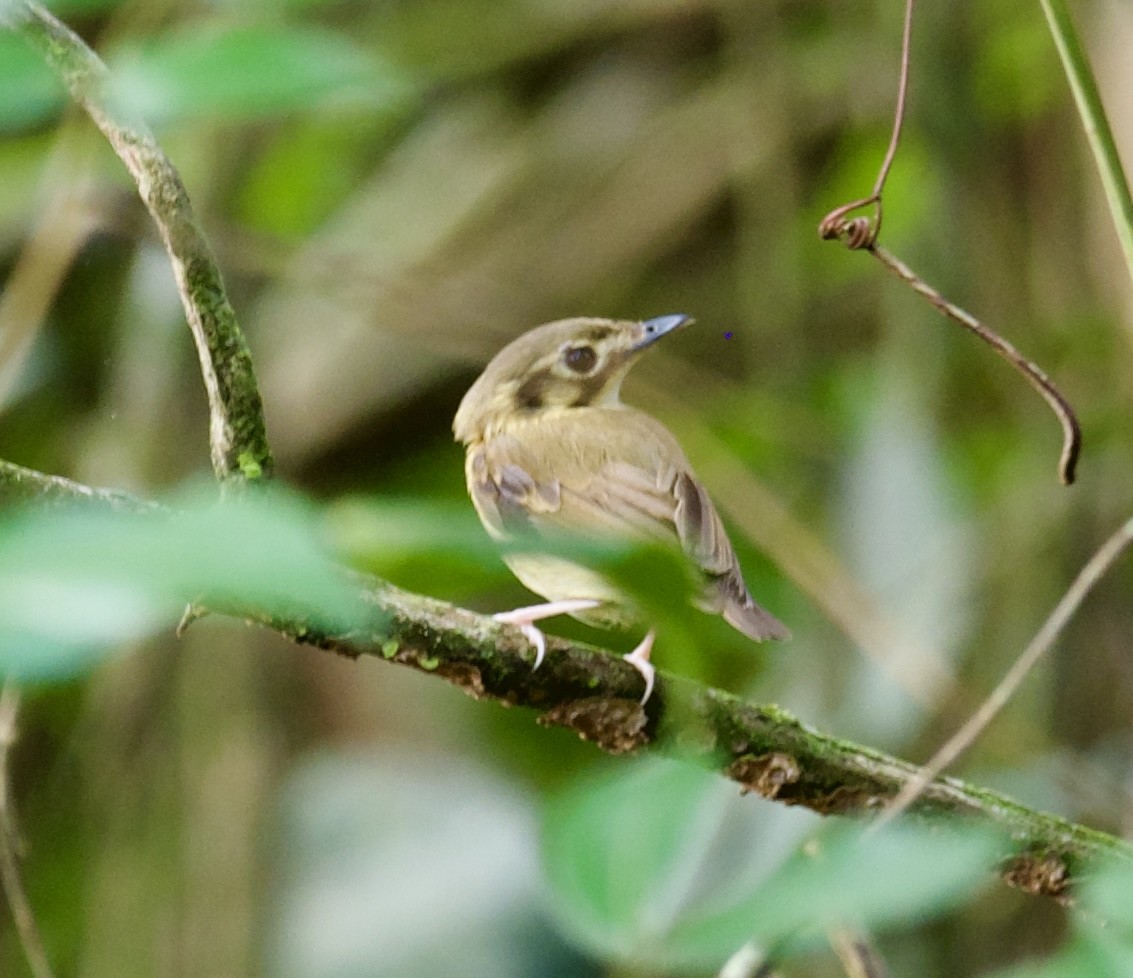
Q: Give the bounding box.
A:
[622,629,656,704]
[493,599,599,669]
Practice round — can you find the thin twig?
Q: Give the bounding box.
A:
[718,942,783,978]
[871,0,913,204]
[829,927,890,978]
[6,2,273,487]
[879,516,1133,827]
[0,685,55,978]
[870,245,1081,485]
[0,458,157,512]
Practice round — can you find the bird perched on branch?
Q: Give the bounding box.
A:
[453,315,788,702]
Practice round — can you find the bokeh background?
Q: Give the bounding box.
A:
[1,0,1133,974]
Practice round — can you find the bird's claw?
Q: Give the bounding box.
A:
[492,611,548,668]
[492,600,599,670]
[520,623,547,669]
[622,630,657,704]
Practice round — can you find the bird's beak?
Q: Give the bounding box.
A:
[634,314,694,351]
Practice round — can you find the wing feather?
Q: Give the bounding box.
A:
[466,408,788,640]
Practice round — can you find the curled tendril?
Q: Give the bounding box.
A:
[818,196,882,250]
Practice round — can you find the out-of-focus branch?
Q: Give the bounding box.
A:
[0,686,53,978]
[4,2,272,487]
[829,928,889,978]
[0,458,156,512]
[0,131,101,411]
[0,459,1129,899]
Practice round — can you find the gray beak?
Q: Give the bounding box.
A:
[636,314,693,350]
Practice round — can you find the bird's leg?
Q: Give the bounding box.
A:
[492,599,600,669]
[623,629,656,704]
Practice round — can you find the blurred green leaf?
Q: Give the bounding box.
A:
[1082,859,1133,932]
[543,760,728,965]
[40,0,126,12]
[542,759,818,970]
[331,495,696,620]
[328,496,512,565]
[669,821,1000,957]
[0,34,64,132]
[543,757,999,970]
[105,24,414,123]
[0,485,371,680]
[239,116,415,238]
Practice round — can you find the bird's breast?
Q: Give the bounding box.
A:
[503,552,638,630]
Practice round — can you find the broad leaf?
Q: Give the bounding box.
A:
[0,485,371,680]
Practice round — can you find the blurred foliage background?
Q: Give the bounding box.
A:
[1,0,1133,974]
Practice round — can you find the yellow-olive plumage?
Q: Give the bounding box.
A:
[454,315,788,683]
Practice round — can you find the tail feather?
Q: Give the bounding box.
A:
[722,596,791,642]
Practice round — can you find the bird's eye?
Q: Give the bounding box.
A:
[564,345,597,374]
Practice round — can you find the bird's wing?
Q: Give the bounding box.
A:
[467,409,788,641]
[667,453,790,641]
[468,410,682,543]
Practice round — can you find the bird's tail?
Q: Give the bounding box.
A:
[723,596,791,642]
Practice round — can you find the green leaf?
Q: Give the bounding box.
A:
[669,821,1000,958]
[0,485,372,681]
[542,758,1000,971]
[40,0,126,12]
[330,497,696,614]
[0,34,64,132]
[327,496,508,566]
[1081,858,1133,931]
[541,759,818,969]
[105,25,414,124]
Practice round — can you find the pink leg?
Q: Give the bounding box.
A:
[493,599,600,669]
[623,630,656,704]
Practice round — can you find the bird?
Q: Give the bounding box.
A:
[453,314,788,702]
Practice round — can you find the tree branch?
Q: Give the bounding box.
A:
[0,459,1127,898]
[4,2,272,487]
[0,459,156,512]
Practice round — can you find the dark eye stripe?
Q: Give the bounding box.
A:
[514,371,548,410]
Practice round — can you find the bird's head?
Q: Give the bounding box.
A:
[453,314,692,443]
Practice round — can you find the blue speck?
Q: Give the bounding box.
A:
[724,331,734,339]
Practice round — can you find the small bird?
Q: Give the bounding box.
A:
[453,315,788,701]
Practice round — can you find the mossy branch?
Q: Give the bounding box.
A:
[0,457,1128,899]
[4,2,272,487]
